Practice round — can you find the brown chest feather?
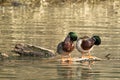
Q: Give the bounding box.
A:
[62,42,74,52]
[81,40,93,50]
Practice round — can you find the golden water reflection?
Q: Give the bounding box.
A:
[0,0,120,80]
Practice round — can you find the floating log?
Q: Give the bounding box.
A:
[0,52,9,60]
[12,43,55,58]
[58,57,102,62]
[72,57,102,62]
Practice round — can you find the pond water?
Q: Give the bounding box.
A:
[0,0,120,80]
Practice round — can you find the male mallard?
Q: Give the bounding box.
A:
[57,32,78,61]
[76,35,101,58]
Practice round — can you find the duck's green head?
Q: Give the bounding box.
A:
[92,35,101,45]
[68,32,78,41]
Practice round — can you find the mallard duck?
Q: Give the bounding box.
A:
[76,35,101,58]
[57,32,78,61]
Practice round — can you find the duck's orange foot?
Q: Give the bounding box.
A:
[88,55,96,59]
[61,58,66,62]
[81,55,96,59]
[61,58,72,63]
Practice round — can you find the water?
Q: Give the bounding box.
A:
[0,0,120,80]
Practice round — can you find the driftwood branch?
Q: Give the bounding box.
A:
[12,43,55,58]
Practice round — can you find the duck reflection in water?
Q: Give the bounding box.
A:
[78,60,101,80]
[57,61,75,80]
[57,60,97,80]
[76,65,100,80]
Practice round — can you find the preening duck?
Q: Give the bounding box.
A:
[76,35,101,58]
[57,32,78,61]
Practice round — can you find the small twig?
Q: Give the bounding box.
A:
[105,54,111,60]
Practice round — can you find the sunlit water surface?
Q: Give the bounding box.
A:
[0,0,120,80]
